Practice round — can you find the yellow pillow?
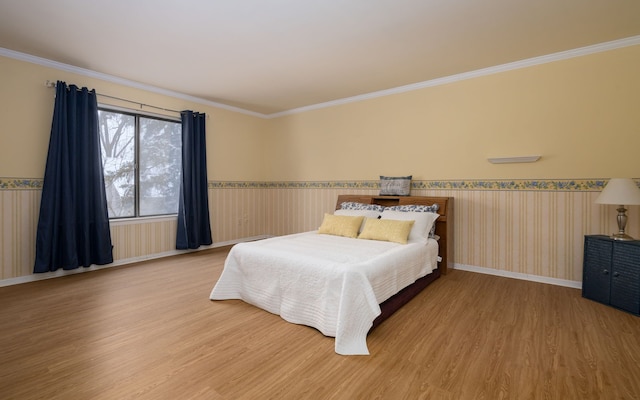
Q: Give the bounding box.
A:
[317,213,364,238]
[358,218,415,244]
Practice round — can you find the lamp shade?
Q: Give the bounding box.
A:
[595,178,640,205]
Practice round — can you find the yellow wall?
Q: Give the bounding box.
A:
[2,45,638,184]
[265,45,640,181]
[0,55,268,181]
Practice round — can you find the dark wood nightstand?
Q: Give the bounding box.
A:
[582,235,640,315]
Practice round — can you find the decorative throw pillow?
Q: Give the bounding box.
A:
[358,218,415,244]
[317,213,364,238]
[385,204,440,238]
[379,175,412,196]
[380,210,439,243]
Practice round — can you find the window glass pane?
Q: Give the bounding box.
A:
[98,110,135,218]
[139,117,182,216]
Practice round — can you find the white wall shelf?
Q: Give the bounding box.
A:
[487,156,541,164]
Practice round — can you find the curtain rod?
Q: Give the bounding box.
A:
[45,80,182,115]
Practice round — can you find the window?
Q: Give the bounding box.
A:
[98,109,182,218]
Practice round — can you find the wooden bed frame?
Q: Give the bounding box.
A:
[335,195,454,330]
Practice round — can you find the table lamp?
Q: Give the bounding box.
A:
[595,178,640,240]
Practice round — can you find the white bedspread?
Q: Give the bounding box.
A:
[209,231,439,355]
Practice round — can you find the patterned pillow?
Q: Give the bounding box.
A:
[379,175,412,196]
[385,204,439,213]
[339,202,386,213]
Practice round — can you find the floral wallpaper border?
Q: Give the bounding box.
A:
[0,178,43,190]
[212,179,613,191]
[3,177,633,192]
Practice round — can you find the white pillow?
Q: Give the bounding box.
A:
[380,210,439,243]
[334,209,381,232]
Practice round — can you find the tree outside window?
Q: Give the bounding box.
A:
[98,109,181,218]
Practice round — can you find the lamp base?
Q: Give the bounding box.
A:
[610,233,635,241]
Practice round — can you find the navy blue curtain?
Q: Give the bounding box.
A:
[176,111,213,249]
[34,81,113,273]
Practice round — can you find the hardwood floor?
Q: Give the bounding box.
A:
[1,248,639,400]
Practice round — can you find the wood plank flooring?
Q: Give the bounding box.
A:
[1,248,639,399]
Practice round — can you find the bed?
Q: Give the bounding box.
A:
[210,195,453,355]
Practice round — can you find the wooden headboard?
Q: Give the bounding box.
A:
[335,195,454,275]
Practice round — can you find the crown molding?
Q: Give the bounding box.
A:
[2,35,639,120]
[0,47,268,119]
[269,35,640,118]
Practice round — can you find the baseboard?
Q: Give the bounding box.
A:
[1,239,582,289]
[0,235,271,287]
[452,263,582,289]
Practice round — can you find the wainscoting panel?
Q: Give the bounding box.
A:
[109,218,178,261]
[0,189,40,280]
[2,179,638,287]
[261,184,639,284]
[264,187,375,236]
[209,187,266,242]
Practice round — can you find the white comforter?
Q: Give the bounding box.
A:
[209,231,439,355]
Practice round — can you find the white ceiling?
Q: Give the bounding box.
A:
[1,0,640,116]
